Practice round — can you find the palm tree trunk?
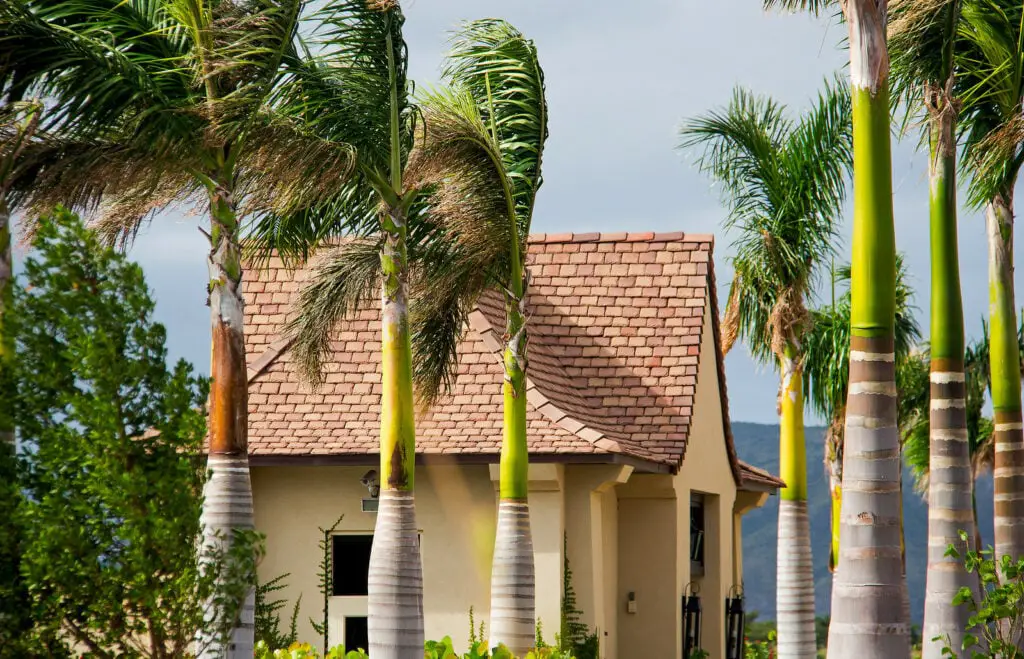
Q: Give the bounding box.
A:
[197,176,255,659]
[828,2,910,656]
[0,195,12,447]
[986,192,1024,563]
[776,349,816,659]
[922,111,978,659]
[368,206,424,659]
[489,276,535,655]
[826,415,844,574]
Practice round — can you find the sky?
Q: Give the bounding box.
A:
[111,0,1024,425]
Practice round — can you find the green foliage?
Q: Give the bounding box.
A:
[744,610,778,643]
[679,78,852,362]
[256,638,574,659]
[468,606,486,648]
[310,515,344,655]
[9,208,260,657]
[688,649,710,659]
[744,630,776,659]
[255,573,301,649]
[254,641,366,659]
[941,531,1024,658]
[558,535,599,659]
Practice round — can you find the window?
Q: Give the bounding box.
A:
[345,617,368,652]
[690,494,705,577]
[332,535,373,597]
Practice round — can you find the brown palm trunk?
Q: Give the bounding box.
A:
[196,176,255,659]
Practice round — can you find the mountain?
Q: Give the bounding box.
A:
[734,421,995,624]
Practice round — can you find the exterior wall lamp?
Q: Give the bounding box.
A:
[682,581,702,659]
[725,585,745,659]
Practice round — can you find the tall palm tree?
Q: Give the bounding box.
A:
[246,3,501,656]
[955,0,1024,564]
[888,0,981,654]
[0,1,329,654]
[764,1,909,655]
[680,81,852,659]
[803,259,920,579]
[902,335,994,554]
[405,20,549,654]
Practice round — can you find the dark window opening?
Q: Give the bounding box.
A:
[345,616,369,653]
[690,494,705,576]
[332,535,373,597]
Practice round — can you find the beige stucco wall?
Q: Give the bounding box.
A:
[251,302,761,657]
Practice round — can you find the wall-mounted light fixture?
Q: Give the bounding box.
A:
[725,585,745,659]
[360,469,380,512]
[682,582,702,659]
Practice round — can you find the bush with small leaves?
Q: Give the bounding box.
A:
[940,530,1024,658]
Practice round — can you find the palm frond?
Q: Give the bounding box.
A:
[955,0,1024,205]
[682,81,851,364]
[236,112,358,221]
[406,86,511,275]
[889,0,961,105]
[272,0,413,177]
[762,0,835,13]
[803,255,921,420]
[0,0,195,140]
[6,131,201,247]
[443,18,548,238]
[286,238,383,388]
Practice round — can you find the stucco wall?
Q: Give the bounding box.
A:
[252,464,499,650]
[249,302,751,657]
[673,300,740,659]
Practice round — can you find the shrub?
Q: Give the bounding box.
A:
[9,209,260,657]
[255,638,575,659]
[941,530,1024,658]
[745,630,776,659]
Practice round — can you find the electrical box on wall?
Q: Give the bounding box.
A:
[361,498,378,513]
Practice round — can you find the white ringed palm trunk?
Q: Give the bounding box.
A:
[922,371,978,659]
[777,499,816,658]
[489,499,536,654]
[197,453,255,659]
[368,489,424,659]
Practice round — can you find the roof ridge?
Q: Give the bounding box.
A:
[527,231,714,245]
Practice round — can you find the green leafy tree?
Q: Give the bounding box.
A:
[942,532,1024,657]
[10,208,259,658]
[680,78,852,658]
[0,1,346,651]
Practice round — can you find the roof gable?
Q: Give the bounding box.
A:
[243,231,739,478]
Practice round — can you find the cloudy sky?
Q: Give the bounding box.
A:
[118,0,1022,425]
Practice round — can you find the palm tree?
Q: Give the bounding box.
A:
[888,0,981,654]
[802,258,920,653]
[803,259,920,575]
[680,81,852,659]
[764,1,909,654]
[406,20,549,654]
[955,0,1024,564]
[245,3,496,656]
[0,1,329,654]
[902,335,994,554]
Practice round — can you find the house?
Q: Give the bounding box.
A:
[243,231,783,659]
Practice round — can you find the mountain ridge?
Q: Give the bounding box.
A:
[734,421,995,624]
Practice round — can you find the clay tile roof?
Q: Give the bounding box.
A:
[738,461,786,490]
[243,231,747,481]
